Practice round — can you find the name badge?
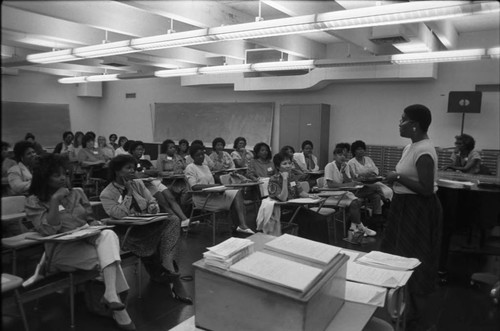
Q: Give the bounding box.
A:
[93,151,98,155]
[267,167,273,172]
[290,181,296,187]
[118,195,123,203]
[58,205,66,211]
[167,156,173,160]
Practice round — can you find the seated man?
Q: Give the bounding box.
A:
[323,146,377,237]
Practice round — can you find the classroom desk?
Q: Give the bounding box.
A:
[437,171,500,273]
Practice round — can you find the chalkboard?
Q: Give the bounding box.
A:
[2,101,70,147]
[153,103,274,146]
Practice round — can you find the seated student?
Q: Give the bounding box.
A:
[129,141,190,227]
[115,136,129,156]
[247,142,276,181]
[323,146,377,237]
[98,136,115,161]
[8,141,37,196]
[177,139,189,160]
[109,134,119,150]
[71,131,84,161]
[185,140,215,170]
[347,140,393,202]
[25,154,135,329]
[209,137,235,172]
[24,133,44,155]
[280,145,308,181]
[231,137,254,168]
[443,133,481,174]
[2,141,16,179]
[77,133,108,179]
[53,131,74,156]
[293,140,319,172]
[184,144,254,234]
[157,139,190,206]
[100,155,192,305]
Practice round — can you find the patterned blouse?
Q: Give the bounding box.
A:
[156,154,186,174]
[209,151,235,172]
[268,172,303,200]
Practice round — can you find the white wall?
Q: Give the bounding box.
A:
[2,30,499,157]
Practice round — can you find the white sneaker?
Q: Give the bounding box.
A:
[357,223,377,237]
[236,226,255,234]
[181,219,190,228]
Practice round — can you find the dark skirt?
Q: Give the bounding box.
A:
[380,193,443,295]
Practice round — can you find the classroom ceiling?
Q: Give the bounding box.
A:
[1,0,499,79]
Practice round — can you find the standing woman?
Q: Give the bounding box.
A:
[382,104,442,329]
[25,154,135,329]
[100,155,192,304]
[231,137,253,168]
[8,141,37,195]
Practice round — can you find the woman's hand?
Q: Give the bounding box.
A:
[123,178,133,195]
[281,171,289,181]
[52,187,70,202]
[89,220,103,226]
[385,171,399,184]
[308,194,319,199]
[147,203,159,214]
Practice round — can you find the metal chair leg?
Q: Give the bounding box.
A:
[138,258,142,299]
[12,249,17,275]
[212,213,216,245]
[69,273,75,329]
[14,289,29,331]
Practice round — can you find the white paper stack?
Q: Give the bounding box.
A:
[356,251,421,271]
[203,237,255,270]
[345,281,387,307]
[346,262,412,288]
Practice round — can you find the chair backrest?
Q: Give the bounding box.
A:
[316,177,325,188]
[299,181,310,193]
[259,177,270,198]
[219,174,231,185]
[1,196,26,215]
[150,159,157,168]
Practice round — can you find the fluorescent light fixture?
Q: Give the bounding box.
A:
[58,76,88,84]
[393,42,432,53]
[154,68,199,78]
[251,60,314,71]
[85,74,119,82]
[391,49,485,64]
[487,47,500,59]
[198,64,251,74]
[27,1,497,64]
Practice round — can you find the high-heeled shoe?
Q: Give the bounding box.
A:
[113,315,136,331]
[100,296,126,311]
[172,288,193,305]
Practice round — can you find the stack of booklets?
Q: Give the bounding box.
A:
[356,251,421,270]
[203,237,255,270]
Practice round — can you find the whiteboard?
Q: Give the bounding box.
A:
[1,101,71,147]
[153,102,274,146]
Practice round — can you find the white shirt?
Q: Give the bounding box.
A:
[346,156,379,179]
[323,161,345,187]
[393,139,438,194]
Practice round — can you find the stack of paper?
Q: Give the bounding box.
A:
[229,251,322,292]
[357,251,421,270]
[346,262,412,288]
[203,237,255,270]
[345,281,387,307]
[264,234,341,265]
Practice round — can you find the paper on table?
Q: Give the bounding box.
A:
[265,234,341,265]
[438,179,474,187]
[206,237,254,258]
[286,198,322,204]
[357,251,421,270]
[202,185,227,192]
[229,252,322,292]
[345,281,387,307]
[340,249,360,261]
[2,275,9,284]
[346,262,412,288]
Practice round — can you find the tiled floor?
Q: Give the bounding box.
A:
[3,221,500,331]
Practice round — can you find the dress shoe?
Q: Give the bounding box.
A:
[100,296,125,311]
[172,288,193,305]
[113,315,136,331]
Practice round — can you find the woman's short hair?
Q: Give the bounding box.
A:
[123,140,135,153]
[273,152,290,169]
[81,133,95,148]
[301,140,313,150]
[191,140,204,148]
[233,137,246,149]
[109,133,117,141]
[161,139,175,153]
[351,140,366,154]
[280,145,295,154]
[24,133,35,140]
[333,147,345,155]
[212,137,226,150]
[62,131,73,140]
[178,139,189,147]
[128,140,144,154]
[74,132,84,147]
[118,136,128,145]
[253,142,272,160]
[404,104,432,133]
[107,155,137,182]
[29,154,69,202]
[13,141,35,162]
[335,142,351,152]
[189,144,205,157]
[455,133,475,151]
[85,131,96,139]
[2,141,11,150]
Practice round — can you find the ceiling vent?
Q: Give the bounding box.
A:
[245,48,288,64]
[369,25,411,45]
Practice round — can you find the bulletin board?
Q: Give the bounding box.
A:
[153,102,274,146]
[1,101,70,147]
